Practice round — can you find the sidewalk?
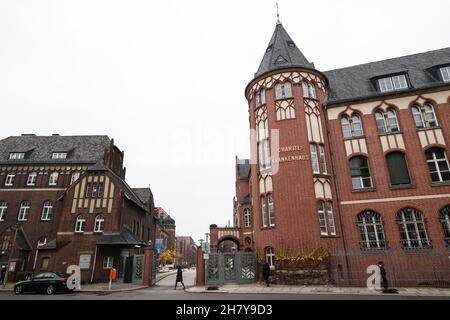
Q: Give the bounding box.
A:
[0,271,178,293]
[186,283,450,297]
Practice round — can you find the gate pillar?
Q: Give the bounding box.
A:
[143,247,154,286]
[195,246,205,286]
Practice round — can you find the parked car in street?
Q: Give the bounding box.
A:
[14,272,72,295]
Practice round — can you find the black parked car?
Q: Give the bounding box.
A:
[14,272,72,295]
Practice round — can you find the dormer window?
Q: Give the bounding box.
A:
[9,153,25,160]
[286,41,295,48]
[378,74,408,93]
[440,66,450,82]
[52,152,67,159]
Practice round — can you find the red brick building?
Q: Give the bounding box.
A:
[227,21,450,286]
[155,207,176,253]
[0,135,158,283]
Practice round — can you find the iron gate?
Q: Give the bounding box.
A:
[206,252,257,285]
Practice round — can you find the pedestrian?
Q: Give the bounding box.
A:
[262,262,270,287]
[174,265,186,290]
[0,266,6,284]
[378,261,388,292]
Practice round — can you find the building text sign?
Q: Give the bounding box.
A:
[79,254,91,270]
[272,145,309,164]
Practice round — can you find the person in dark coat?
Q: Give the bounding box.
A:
[174,266,186,290]
[262,262,270,287]
[378,261,388,292]
[0,266,6,284]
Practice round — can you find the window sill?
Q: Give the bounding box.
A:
[313,173,332,179]
[416,126,441,132]
[275,117,297,122]
[401,247,433,253]
[352,187,376,193]
[390,184,415,190]
[360,248,389,254]
[261,226,276,231]
[343,135,366,141]
[378,131,402,136]
[431,181,450,187]
[274,97,293,102]
[320,235,339,239]
[40,219,52,222]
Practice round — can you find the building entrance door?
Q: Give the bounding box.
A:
[123,256,133,283]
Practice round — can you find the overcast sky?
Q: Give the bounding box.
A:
[1,0,449,245]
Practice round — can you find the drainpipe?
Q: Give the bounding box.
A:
[90,245,98,284]
[323,102,353,286]
[32,248,39,271]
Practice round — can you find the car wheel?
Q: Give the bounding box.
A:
[14,285,23,295]
[46,285,55,295]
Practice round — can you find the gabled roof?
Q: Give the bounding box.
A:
[0,135,111,164]
[97,226,146,246]
[324,47,450,104]
[132,188,153,205]
[255,23,315,78]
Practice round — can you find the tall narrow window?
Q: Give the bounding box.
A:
[375,111,387,134]
[326,202,336,236]
[103,256,113,269]
[302,82,309,98]
[265,247,275,266]
[243,208,251,228]
[341,116,352,139]
[70,172,80,184]
[18,201,30,221]
[310,144,320,174]
[267,194,275,227]
[308,83,316,99]
[440,66,450,82]
[412,106,425,128]
[255,89,266,107]
[319,145,327,174]
[48,172,58,186]
[261,196,267,227]
[41,201,53,221]
[357,210,387,250]
[424,103,438,127]
[352,114,363,136]
[5,174,15,186]
[275,82,292,99]
[0,201,7,221]
[94,215,105,233]
[440,206,450,246]
[386,152,411,186]
[75,215,86,233]
[386,109,399,132]
[397,208,431,249]
[86,183,92,197]
[349,156,373,189]
[426,148,450,183]
[317,202,327,236]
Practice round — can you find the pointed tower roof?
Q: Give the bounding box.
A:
[255,23,315,78]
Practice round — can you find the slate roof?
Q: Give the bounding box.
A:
[38,239,57,251]
[161,215,175,226]
[237,159,251,180]
[255,23,315,78]
[97,226,146,246]
[324,47,450,104]
[15,226,32,251]
[132,188,153,205]
[0,135,111,164]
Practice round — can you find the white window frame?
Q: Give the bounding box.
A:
[103,256,113,269]
[70,172,80,184]
[5,174,15,186]
[37,238,47,248]
[375,111,387,134]
[41,201,53,221]
[379,75,407,92]
[243,208,251,228]
[392,75,408,90]
[275,82,292,99]
[0,202,7,221]
[265,247,275,266]
[9,153,25,160]
[75,215,86,233]
[341,116,352,138]
[378,77,394,92]
[358,211,386,249]
[302,82,309,98]
[18,201,30,221]
[424,103,438,127]
[261,196,267,227]
[267,194,275,227]
[27,172,37,186]
[318,202,327,236]
[351,114,364,136]
[326,202,336,236]
[386,109,400,132]
[51,152,67,159]
[308,83,316,99]
[397,208,430,249]
[426,149,450,183]
[48,172,59,186]
[319,145,327,174]
[412,106,425,128]
[310,144,320,174]
[94,215,105,233]
[440,66,450,82]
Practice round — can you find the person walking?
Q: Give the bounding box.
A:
[262,262,270,287]
[378,261,388,292]
[0,266,6,285]
[174,265,186,290]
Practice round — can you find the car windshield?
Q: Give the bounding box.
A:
[55,272,70,278]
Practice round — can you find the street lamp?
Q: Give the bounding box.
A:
[204,233,210,254]
[198,239,205,252]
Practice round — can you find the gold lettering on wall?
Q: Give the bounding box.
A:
[272,145,309,164]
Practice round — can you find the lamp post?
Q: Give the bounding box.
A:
[3,224,19,288]
[198,239,205,252]
[204,233,210,254]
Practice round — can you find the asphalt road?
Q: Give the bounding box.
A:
[1,270,449,300]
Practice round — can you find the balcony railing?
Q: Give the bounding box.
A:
[400,239,432,251]
[359,240,388,251]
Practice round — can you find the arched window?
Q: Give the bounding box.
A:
[440,206,450,246]
[265,247,275,266]
[310,144,320,174]
[267,194,275,227]
[397,208,431,249]
[357,210,387,250]
[261,196,267,227]
[352,114,363,136]
[71,172,80,184]
[341,116,352,138]
[319,145,327,174]
[243,208,252,228]
[27,172,37,186]
[41,201,53,221]
[0,201,7,221]
[75,215,86,233]
[412,103,438,129]
[48,172,59,186]
[275,82,292,99]
[426,148,450,183]
[386,109,400,132]
[255,89,266,107]
[302,82,309,97]
[5,173,15,186]
[375,111,387,134]
[386,152,411,186]
[349,156,372,189]
[94,215,105,233]
[18,201,30,221]
[308,83,316,99]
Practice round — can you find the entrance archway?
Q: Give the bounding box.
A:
[217,237,240,253]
